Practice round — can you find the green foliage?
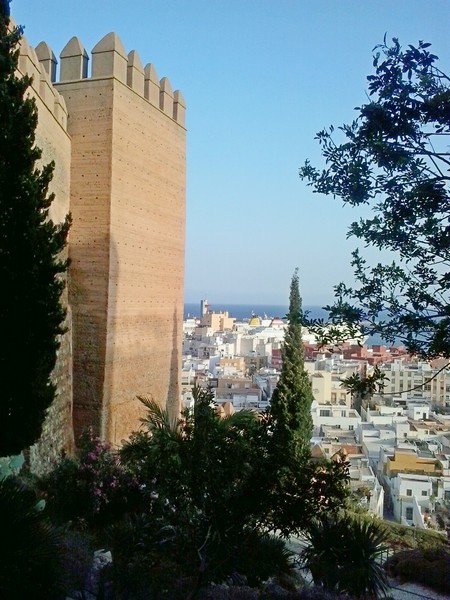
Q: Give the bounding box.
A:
[381,518,448,552]
[0,452,24,479]
[300,38,450,359]
[104,514,187,600]
[121,387,280,592]
[119,385,349,596]
[100,276,348,596]
[263,447,350,538]
[58,529,95,596]
[107,517,299,599]
[232,533,298,588]
[300,515,390,599]
[269,269,314,454]
[340,365,387,412]
[0,476,65,600]
[0,7,71,455]
[264,272,349,537]
[40,427,142,528]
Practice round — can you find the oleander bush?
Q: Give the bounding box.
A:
[39,427,143,529]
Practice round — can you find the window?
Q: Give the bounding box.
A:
[421,490,428,496]
[341,410,346,417]
[406,507,413,520]
[349,425,354,431]
[319,410,330,417]
[406,489,412,496]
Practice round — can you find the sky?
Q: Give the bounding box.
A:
[12,0,450,306]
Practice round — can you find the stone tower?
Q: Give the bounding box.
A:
[56,33,185,446]
[19,27,186,454]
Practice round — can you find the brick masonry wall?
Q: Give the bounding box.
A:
[57,53,185,446]
[17,39,75,474]
[105,79,185,444]
[56,77,114,440]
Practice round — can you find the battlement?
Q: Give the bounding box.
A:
[18,35,68,130]
[20,31,185,127]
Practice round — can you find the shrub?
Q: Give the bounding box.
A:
[58,529,95,596]
[0,477,66,600]
[39,427,143,529]
[382,520,447,552]
[120,390,306,595]
[385,548,450,594]
[300,515,390,599]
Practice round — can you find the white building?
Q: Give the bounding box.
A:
[311,401,361,435]
[348,458,385,518]
[390,473,433,527]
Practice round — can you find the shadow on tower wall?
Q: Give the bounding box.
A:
[69,233,115,441]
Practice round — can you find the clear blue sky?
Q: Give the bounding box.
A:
[12,0,450,305]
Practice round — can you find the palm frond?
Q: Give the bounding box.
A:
[137,395,180,433]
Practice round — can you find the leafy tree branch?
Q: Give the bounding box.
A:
[300,38,450,359]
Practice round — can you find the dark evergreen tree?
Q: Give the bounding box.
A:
[269,269,313,453]
[0,4,71,456]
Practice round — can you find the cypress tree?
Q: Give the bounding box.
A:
[269,269,313,454]
[0,3,71,456]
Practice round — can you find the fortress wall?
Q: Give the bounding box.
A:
[106,76,185,444]
[18,36,71,238]
[55,34,186,445]
[17,35,74,471]
[54,77,115,440]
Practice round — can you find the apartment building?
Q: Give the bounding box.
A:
[379,359,450,406]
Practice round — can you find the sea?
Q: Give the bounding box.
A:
[183,303,385,346]
[184,303,327,321]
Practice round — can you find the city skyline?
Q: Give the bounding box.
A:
[13,0,450,305]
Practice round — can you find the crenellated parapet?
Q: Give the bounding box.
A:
[20,32,185,127]
[17,35,68,130]
[59,37,89,81]
[16,27,185,127]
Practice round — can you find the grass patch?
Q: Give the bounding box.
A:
[382,520,448,552]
